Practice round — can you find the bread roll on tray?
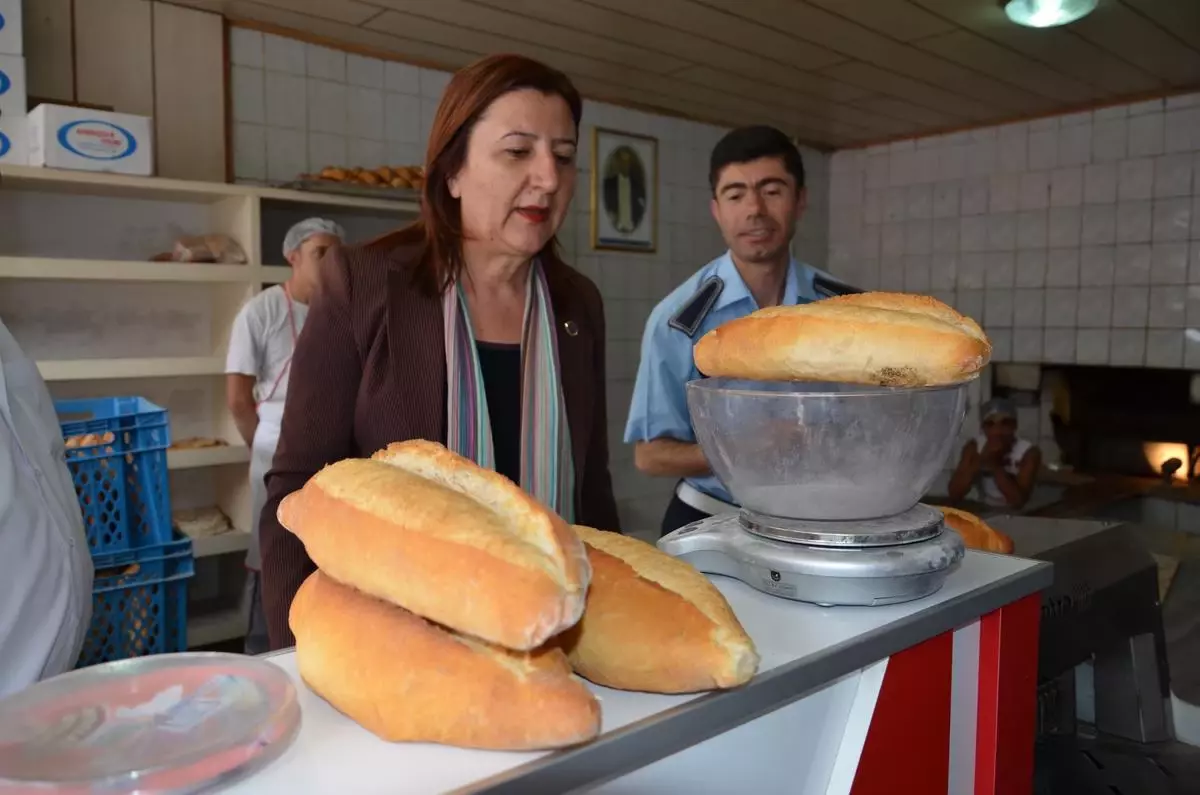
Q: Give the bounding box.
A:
[934,506,1014,554]
[557,526,759,694]
[277,440,590,651]
[291,571,601,750]
[693,291,990,387]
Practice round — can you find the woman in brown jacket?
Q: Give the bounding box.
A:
[258,54,620,650]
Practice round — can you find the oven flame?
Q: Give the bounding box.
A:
[1142,442,1189,481]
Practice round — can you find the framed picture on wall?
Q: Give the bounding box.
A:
[590,127,657,253]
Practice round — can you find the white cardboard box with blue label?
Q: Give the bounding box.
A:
[27,104,154,176]
[0,114,26,164]
[0,0,23,55]
[0,53,25,117]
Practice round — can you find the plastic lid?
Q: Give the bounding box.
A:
[0,652,301,794]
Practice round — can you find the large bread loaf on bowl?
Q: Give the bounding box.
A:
[556,526,759,694]
[276,440,590,650]
[290,571,601,750]
[693,291,990,387]
[933,506,1014,554]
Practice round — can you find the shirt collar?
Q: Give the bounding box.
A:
[711,251,805,312]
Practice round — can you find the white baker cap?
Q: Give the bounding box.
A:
[282,218,346,258]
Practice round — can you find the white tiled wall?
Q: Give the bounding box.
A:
[828,93,1200,372]
[228,29,830,537]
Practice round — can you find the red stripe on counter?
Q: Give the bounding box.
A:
[850,631,953,795]
[974,594,1041,795]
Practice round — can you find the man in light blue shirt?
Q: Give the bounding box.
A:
[625,125,860,536]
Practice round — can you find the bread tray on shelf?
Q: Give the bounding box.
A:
[276,179,421,204]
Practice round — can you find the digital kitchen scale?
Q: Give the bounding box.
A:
[661,376,975,608]
[659,503,965,607]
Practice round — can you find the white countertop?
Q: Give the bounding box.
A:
[221,551,1048,795]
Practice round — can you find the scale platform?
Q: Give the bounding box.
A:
[658,504,966,607]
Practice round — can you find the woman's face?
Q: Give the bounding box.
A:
[449,89,578,259]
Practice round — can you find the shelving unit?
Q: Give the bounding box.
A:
[0,163,418,649]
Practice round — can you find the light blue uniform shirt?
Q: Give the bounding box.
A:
[624,252,823,504]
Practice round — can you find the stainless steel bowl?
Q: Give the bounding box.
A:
[686,377,970,521]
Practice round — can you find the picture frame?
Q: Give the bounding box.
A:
[590,127,658,253]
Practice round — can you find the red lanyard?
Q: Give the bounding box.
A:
[256,284,298,410]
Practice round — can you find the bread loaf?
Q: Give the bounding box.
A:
[934,506,1014,554]
[276,440,590,650]
[693,291,990,387]
[557,526,759,693]
[291,571,601,749]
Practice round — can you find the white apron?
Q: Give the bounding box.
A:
[245,284,300,572]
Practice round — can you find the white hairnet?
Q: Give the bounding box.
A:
[282,218,345,258]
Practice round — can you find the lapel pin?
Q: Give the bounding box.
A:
[563,320,579,337]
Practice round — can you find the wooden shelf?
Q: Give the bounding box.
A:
[37,356,225,381]
[191,529,251,559]
[0,164,420,214]
[188,605,248,648]
[168,444,250,470]
[0,163,245,203]
[0,257,256,282]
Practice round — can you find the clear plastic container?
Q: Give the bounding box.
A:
[0,652,300,793]
[687,377,970,521]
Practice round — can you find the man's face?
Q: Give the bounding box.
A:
[287,233,340,291]
[710,156,806,265]
[983,414,1017,447]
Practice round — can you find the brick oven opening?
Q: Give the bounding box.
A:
[1044,366,1200,482]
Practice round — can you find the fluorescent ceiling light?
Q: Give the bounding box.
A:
[1003,0,1099,28]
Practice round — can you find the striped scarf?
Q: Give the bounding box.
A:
[442,262,576,522]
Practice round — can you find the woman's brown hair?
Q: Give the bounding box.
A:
[393,54,583,294]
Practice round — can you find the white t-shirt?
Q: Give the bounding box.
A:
[0,318,93,696]
[973,434,1034,507]
[225,285,309,422]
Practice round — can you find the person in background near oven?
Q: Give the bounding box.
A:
[0,317,93,695]
[224,217,345,656]
[947,397,1041,511]
[625,125,860,538]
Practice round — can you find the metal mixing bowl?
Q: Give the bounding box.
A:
[686,377,970,521]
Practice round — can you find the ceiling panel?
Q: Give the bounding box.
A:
[1121,0,1200,52]
[370,0,691,75]
[804,0,956,42]
[1069,0,1200,85]
[181,0,1199,150]
[578,0,849,72]
[911,0,1164,95]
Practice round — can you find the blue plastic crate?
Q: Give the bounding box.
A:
[55,397,172,555]
[77,537,194,668]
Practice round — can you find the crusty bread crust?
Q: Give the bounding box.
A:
[290,571,601,749]
[277,441,590,650]
[693,291,991,386]
[557,526,759,693]
[934,505,1014,554]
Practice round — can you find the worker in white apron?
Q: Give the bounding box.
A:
[225,218,345,655]
[947,397,1043,512]
[0,316,93,695]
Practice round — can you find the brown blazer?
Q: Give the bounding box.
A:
[258,235,621,650]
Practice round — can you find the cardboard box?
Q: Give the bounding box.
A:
[0,0,22,55]
[0,112,25,164]
[0,53,25,118]
[27,104,154,176]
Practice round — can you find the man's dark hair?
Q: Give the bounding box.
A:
[708,125,805,196]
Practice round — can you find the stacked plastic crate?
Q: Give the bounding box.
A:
[55,397,194,667]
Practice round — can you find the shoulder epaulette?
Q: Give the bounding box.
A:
[812,271,863,299]
[668,276,724,337]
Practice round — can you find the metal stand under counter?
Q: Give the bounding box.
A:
[221,552,1051,795]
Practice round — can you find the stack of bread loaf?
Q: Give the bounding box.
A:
[279,440,759,751]
[694,291,991,387]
